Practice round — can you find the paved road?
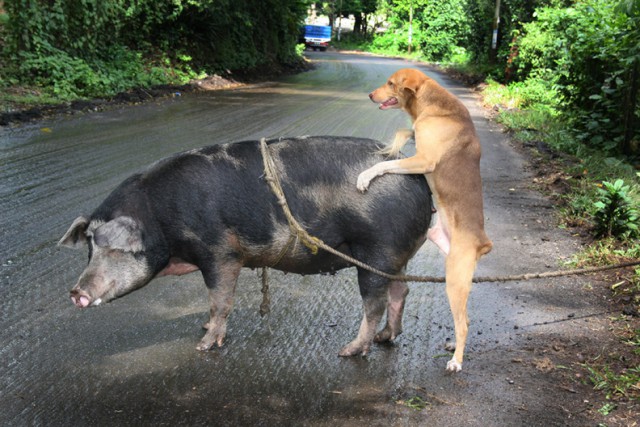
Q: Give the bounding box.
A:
[1,52,602,425]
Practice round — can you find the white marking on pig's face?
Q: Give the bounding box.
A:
[69,217,152,307]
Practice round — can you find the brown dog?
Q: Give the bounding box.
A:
[357,68,492,372]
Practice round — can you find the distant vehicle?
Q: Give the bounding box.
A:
[303,25,331,51]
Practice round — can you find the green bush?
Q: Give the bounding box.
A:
[511,0,640,155]
[371,0,471,62]
[1,0,307,101]
[417,0,471,62]
[13,44,178,99]
[370,27,415,54]
[593,179,639,239]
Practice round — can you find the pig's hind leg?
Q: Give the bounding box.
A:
[374,280,409,343]
[196,260,242,351]
[338,269,389,357]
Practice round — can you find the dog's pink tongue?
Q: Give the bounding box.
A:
[380,97,398,109]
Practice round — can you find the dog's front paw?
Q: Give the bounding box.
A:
[446,357,462,372]
[357,171,374,192]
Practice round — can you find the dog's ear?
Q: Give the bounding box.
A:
[399,74,423,95]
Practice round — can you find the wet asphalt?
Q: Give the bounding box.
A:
[1,52,604,426]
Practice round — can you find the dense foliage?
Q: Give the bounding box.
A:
[2,0,639,157]
[1,0,309,99]
[354,0,639,157]
[371,0,471,61]
[510,0,640,155]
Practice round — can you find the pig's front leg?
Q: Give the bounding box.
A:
[196,261,242,351]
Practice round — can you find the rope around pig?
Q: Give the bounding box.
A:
[258,138,640,290]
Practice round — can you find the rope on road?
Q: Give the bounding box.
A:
[258,138,640,286]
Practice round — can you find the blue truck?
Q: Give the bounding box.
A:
[303,25,331,51]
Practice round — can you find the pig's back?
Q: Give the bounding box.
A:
[140,136,432,271]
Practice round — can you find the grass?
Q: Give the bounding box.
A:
[586,356,640,401]
[569,240,640,268]
[396,396,429,411]
[331,33,374,52]
[0,87,67,113]
[567,239,640,404]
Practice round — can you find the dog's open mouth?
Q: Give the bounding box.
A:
[379,97,399,109]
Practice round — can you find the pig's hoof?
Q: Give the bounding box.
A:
[196,340,224,351]
[196,332,225,351]
[446,357,462,372]
[338,342,369,357]
[374,327,400,343]
[196,341,213,351]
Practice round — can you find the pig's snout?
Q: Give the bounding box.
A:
[70,289,92,308]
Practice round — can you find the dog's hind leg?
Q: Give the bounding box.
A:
[444,242,478,372]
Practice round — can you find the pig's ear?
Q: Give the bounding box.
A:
[58,216,90,249]
[93,216,144,253]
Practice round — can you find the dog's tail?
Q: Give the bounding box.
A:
[378,128,414,157]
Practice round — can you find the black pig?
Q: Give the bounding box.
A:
[59,136,432,356]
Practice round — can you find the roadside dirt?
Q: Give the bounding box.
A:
[477,94,640,425]
[0,60,311,126]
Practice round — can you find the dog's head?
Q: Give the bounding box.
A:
[369,68,428,111]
